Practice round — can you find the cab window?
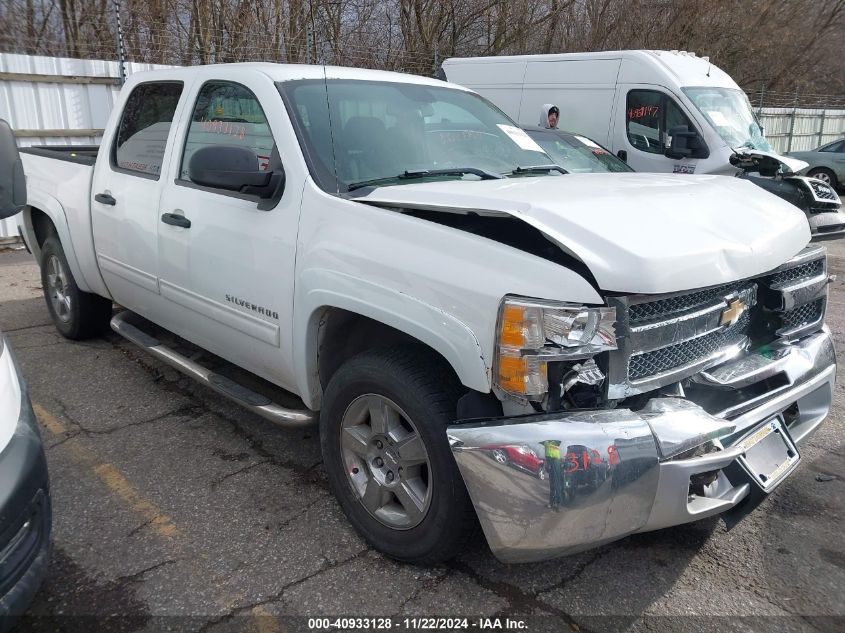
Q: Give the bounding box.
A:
[820,140,844,153]
[113,82,183,178]
[626,90,697,154]
[180,81,276,184]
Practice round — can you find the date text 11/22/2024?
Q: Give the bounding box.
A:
[307,618,529,630]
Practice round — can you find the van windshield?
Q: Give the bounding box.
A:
[683,87,771,152]
[279,79,555,193]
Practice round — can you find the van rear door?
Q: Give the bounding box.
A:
[517,57,619,143]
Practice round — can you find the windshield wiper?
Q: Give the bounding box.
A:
[509,164,568,175]
[347,167,502,192]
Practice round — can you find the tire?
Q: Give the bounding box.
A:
[320,346,477,565]
[40,236,112,340]
[807,167,838,189]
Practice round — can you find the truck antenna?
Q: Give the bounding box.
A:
[323,65,340,195]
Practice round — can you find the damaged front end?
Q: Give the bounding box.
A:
[447,245,836,563]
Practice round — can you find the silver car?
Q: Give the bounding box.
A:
[787,138,845,190]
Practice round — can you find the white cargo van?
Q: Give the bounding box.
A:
[441,50,798,176]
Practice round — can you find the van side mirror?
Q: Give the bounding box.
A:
[188,145,285,206]
[0,119,27,220]
[665,125,696,159]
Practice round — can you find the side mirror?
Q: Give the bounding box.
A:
[664,125,697,159]
[188,145,284,204]
[0,119,27,220]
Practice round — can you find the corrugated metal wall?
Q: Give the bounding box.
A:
[0,53,173,238]
[757,107,845,154]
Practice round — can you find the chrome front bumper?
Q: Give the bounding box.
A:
[447,328,836,563]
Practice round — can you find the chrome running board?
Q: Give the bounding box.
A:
[110,310,316,428]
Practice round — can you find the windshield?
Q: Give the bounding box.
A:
[525,129,632,173]
[683,87,771,152]
[279,79,555,193]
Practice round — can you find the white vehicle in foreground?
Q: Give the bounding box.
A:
[4,63,836,564]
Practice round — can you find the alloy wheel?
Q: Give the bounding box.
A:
[340,394,432,529]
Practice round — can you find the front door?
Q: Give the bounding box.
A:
[91,81,186,313]
[156,78,303,389]
[615,87,703,175]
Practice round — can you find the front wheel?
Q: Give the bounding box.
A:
[320,346,476,564]
[40,236,112,339]
[807,167,838,189]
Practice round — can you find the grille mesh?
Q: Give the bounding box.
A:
[781,299,824,332]
[809,180,837,200]
[628,311,750,381]
[766,259,824,287]
[628,282,748,325]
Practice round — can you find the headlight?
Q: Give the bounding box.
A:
[494,297,617,399]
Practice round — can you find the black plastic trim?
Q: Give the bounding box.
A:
[19,146,98,166]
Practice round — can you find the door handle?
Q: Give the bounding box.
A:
[94,193,116,206]
[161,213,191,229]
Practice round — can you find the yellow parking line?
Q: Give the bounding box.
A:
[33,401,269,623]
[33,402,180,539]
[252,605,284,633]
[93,463,180,537]
[33,403,67,435]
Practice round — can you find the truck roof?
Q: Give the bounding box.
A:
[124,62,459,90]
[442,50,738,90]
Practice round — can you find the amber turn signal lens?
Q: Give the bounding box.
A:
[499,304,527,348]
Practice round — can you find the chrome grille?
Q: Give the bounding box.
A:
[782,298,824,332]
[628,281,747,324]
[766,259,824,287]
[628,311,749,381]
[608,246,828,400]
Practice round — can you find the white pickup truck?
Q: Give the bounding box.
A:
[1,63,836,564]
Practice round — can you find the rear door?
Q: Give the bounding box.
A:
[156,76,305,389]
[91,81,185,312]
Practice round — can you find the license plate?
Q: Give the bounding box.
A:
[735,418,800,491]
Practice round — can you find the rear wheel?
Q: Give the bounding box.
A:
[320,346,476,564]
[40,236,112,339]
[807,167,838,189]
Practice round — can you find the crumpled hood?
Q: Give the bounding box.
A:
[733,147,808,174]
[356,173,811,294]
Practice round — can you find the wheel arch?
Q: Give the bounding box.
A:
[22,194,93,293]
[294,285,490,411]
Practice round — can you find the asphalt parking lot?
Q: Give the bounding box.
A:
[1,241,844,633]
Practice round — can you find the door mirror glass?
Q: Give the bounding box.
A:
[0,119,26,220]
[665,125,708,160]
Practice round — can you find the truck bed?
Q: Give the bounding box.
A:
[19,149,108,297]
[20,145,99,166]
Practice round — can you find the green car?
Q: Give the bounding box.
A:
[786,138,845,190]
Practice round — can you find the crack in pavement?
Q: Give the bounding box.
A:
[446,556,608,632]
[210,459,271,489]
[1,321,53,332]
[116,559,178,584]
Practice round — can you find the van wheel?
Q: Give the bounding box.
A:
[40,236,112,340]
[320,346,476,565]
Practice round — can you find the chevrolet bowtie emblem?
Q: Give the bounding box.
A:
[720,298,746,326]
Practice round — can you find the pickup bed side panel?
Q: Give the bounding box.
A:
[293,182,602,409]
[20,153,110,298]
